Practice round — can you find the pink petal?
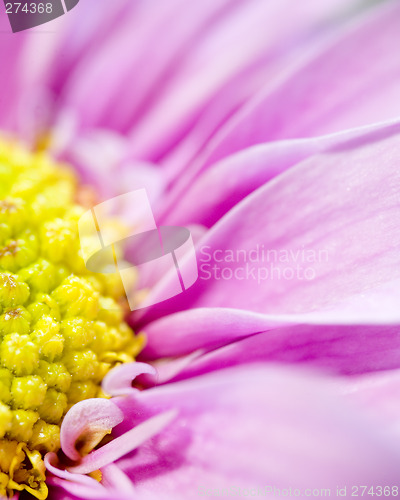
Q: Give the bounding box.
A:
[46,449,138,499]
[17,0,363,163]
[153,322,400,382]
[146,350,205,385]
[47,477,120,500]
[101,464,137,495]
[193,0,400,175]
[21,0,133,105]
[140,308,291,359]
[0,11,28,131]
[114,365,400,499]
[102,362,157,396]
[126,0,359,162]
[67,410,177,475]
[163,119,400,227]
[61,0,235,134]
[137,122,400,329]
[60,399,124,460]
[341,369,400,437]
[45,453,105,491]
[159,0,400,217]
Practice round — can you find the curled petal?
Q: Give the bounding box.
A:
[47,477,113,500]
[60,399,124,461]
[44,453,105,491]
[67,409,177,475]
[102,362,157,396]
[48,464,137,500]
[115,365,400,500]
[149,350,205,385]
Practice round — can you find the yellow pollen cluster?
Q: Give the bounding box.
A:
[0,139,144,499]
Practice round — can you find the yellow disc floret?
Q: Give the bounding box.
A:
[0,138,144,499]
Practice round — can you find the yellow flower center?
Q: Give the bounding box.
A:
[0,138,144,499]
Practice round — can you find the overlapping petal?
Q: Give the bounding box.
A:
[164,119,400,227]
[168,0,400,189]
[112,365,400,500]
[155,322,400,383]
[7,0,367,172]
[0,11,28,131]
[2,2,400,499]
[137,121,400,335]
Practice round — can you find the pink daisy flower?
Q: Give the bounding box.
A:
[1,0,400,499]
